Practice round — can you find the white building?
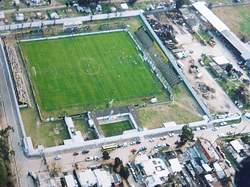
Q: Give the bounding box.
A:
[136,156,170,187]
[64,116,84,143]
[76,169,112,187]
[94,169,112,187]
[77,169,97,187]
[230,139,245,154]
[169,158,182,173]
[64,175,78,187]
[15,13,24,22]
[213,56,230,67]
[0,12,5,20]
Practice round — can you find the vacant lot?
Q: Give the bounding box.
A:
[100,121,132,137]
[20,108,69,147]
[21,31,166,118]
[213,5,250,40]
[137,83,203,129]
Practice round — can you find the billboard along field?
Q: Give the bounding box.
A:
[20,31,167,118]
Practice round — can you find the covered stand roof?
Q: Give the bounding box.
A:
[193,1,250,61]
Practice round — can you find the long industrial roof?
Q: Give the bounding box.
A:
[193,2,229,32]
[193,1,250,61]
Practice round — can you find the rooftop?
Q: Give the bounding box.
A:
[169,158,182,173]
[230,139,245,154]
[193,1,250,61]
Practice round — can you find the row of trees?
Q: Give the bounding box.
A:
[0,126,15,187]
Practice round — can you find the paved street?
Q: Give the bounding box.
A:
[45,118,250,173]
[0,42,44,187]
[0,8,249,187]
[0,10,142,31]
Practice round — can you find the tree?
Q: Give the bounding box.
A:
[65,1,69,8]
[0,126,14,187]
[0,126,14,161]
[225,64,233,74]
[176,0,190,9]
[102,151,110,160]
[233,85,249,105]
[119,165,130,180]
[128,0,137,5]
[180,125,194,143]
[241,135,250,145]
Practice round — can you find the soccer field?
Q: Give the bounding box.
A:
[21,31,166,117]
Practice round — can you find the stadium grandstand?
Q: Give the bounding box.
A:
[135,27,181,87]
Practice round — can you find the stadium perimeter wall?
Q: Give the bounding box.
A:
[1,11,243,157]
[139,14,211,118]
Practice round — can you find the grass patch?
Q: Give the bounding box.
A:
[20,108,70,147]
[0,158,7,187]
[100,120,132,137]
[137,83,203,129]
[197,28,212,43]
[21,31,167,118]
[73,119,97,140]
[213,5,250,40]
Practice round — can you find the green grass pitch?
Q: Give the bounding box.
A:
[100,121,132,137]
[21,31,166,117]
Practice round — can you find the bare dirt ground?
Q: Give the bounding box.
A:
[151,13,240,114]
[175,27,240,114]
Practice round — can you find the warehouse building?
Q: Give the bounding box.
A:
[193,1,250,62]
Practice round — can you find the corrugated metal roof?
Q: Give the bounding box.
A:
[193,1,250,61]
[193,1,229,32]
[221,30,250,60]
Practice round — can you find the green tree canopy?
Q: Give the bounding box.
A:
[180,125,194,143]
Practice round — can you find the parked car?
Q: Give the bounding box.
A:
[54,155,62,160]
[93,156,99,161]
[160,136,166,141]
[149,138,154,142]
[135,140,141,144]
[245,113,250,119]
[82,150,89,154]
[85,157,94,161]
[169,133,174,137]
[138,146,147,152]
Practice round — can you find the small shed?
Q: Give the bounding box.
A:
[0,12,5,20]
[15,13,25,21]
[120,3,128,10]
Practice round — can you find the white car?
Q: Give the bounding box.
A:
[245,113,250,119]
[169,133,174,137]
[85,157,94,161]
[122,142,128,147]
[196,127,201,131]
[149,138,154,142]
[160,137,166,141]
[220,122,228,126]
